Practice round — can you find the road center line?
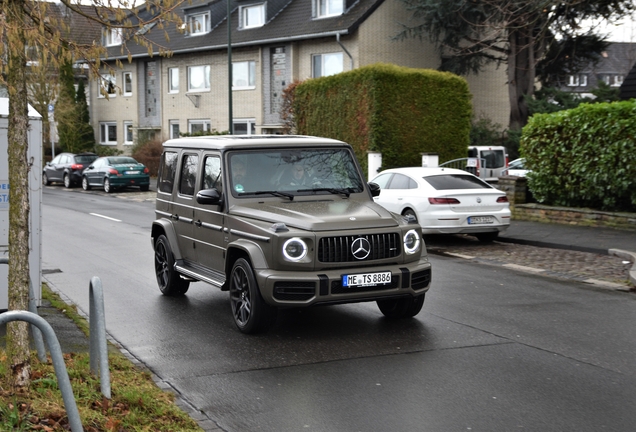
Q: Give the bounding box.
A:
[89,213,121,222]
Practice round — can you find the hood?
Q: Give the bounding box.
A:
[230,199,400,231]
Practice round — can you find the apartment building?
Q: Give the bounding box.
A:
[91,0,510,153]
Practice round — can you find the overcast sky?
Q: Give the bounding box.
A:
[588,13,636,42]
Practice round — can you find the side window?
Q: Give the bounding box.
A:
[179,154,199,196]
[158,151,178,194]
[388,173,412,190]
[372,173,392,189]
[202,156,222,192]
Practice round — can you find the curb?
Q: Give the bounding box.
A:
[496,236,608,256]
[609,249,636,287]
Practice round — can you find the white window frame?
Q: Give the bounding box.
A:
[232,61,256,90]
[188,65,210,92]
[123,72,133,96]
[241,4,266,29]
[168,67,179,93]
[233,118,256,135]
[187,12,210,35]
[579,74,587,87]
[315,0,344,18]
[566,74,586,87]
[188,119,211,134]
[312,52,343,78]
[100,122,118,145]
[99,74,117,98]
[169,120,180,139]
[612,75,624,87]
[124,122,133,145]
[104,27,123,47]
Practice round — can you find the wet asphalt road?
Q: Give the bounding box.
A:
[40,186,636,431]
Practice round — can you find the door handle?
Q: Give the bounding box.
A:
[194,220,202,227]
[171,214,179,221]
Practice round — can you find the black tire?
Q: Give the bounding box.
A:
[104,177,113,193]
[229,258,276,334]
[402,209,418,223]
[377,294,425,319]
[43,173,51,186]
[63,173,72,188]
[82,176,91,190]
[154,235,189,296]
[140,185,149,192]
[475,232,499,243]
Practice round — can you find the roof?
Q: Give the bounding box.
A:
[161,134,347,150]
[106,0,385,60]
[375,167,476,177]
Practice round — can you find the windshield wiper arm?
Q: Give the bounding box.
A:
[240,190,294,200]
[297,187,352,197]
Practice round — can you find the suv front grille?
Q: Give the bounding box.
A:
[318,233,401,263]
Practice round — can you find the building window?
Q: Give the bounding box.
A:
[232,61,256,89]
[169,120,180,139]
[187,12,210,35]
[188,119,210,135]
[566,74,586,87]
[315,0,343,18]
[233,119,256,135]
[600,75,611,85]
[168,67,179,93]
[312,53,343,78]
[241,4,265,29]
[124,122,133,144]
[612,75,624,87]
[104,27,122,46]
[123,72,133,96]
[99,74,117,97]
[188,65,210,92]
[100,122,117,144]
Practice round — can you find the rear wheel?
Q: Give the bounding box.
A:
[377,294,425,319]
[229,258,276,334]
[154,235,189,296]
[63,173,72,188]
[402,209,418,223]
[43,173,51,186]
[475,232,499,243]
[82,176,91,190]
[104,178,113,193]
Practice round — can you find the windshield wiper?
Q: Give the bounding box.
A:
[297,187,354,197]
[239,190,295,200]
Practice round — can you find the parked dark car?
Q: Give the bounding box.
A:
[43,152,98,188]
[82,156,150,193]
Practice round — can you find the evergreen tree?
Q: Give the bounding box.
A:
[55,59,80,152]
[76,79,96,152]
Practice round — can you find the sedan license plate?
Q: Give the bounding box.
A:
[124,170,140,175]
[468,216,494,224]
[342,271,392,287]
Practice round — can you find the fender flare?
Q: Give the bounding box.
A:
[151,219,183,260]
[226,239,268,270]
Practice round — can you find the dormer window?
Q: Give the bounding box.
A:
[241,4,266,29]
[104,27,122,47]
[188,12,210,35]
[315,0,343,18]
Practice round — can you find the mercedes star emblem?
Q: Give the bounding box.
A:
[351,237,371,260]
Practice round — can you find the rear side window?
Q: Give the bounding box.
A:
[387,173,417,190]
[423,174,491,190]
[179,154,199,196]
[158,151,178,193]
[479,150,505,168]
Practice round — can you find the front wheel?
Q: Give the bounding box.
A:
[377,294,425,319]
[154,235,189,296]
[82,176,91,190]
[229,258,276,334]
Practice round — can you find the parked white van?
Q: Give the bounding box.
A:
[467,146,509,182]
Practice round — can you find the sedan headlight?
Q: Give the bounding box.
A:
[283,238,308,261]
[403,229,421,255]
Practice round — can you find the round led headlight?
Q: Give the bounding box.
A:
[282,238,308,261]
[403,229,421,255]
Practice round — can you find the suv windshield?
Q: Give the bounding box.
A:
[229,148,364,196]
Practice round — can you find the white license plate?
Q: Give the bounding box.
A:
[342,271,392,287]
[125,170,140,175]
[468,216,494,224]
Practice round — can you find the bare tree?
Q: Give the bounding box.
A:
[0,0,185,390]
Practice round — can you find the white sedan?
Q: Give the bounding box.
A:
[371,167,511,242]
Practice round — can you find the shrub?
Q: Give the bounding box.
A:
[520,100,636,211]
[132,140,163,176]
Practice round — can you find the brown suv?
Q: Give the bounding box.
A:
[152,135,432,333]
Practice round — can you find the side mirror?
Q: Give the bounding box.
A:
[368,182,381,197]
[196,188,222,205]
[45,161,51,166]
[87,165,94,169]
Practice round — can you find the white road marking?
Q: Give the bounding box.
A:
[89,213,121,222]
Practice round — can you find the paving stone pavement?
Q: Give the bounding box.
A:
[425,234,635,291]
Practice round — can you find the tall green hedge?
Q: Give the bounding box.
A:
[521,100,636,211]
[293,63,472,176]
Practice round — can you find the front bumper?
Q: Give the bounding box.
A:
[255,258,432,307]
